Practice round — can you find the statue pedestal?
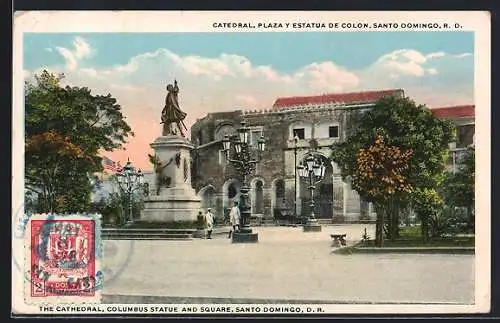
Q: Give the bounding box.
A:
[140,135,201,223]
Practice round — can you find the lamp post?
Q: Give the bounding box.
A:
[293,135,299,225]
[297,152,325,232]
[222,121,266,243]
[116,158,144,226]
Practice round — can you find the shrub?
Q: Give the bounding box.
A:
[429,206,470,238]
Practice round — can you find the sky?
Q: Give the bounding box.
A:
[23,32,474,171]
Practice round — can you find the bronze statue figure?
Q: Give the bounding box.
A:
[161,80,188,137]
[147,152,182,195]
[148,153,172,195]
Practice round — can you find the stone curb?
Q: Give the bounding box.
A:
[102,294,468,305]
[333,246,475,255]
[193,227,231,239]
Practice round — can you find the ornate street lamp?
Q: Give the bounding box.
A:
[293,135,299,225]
[297,152,326,232]
[116,158,144,226]
[222,121,266,243]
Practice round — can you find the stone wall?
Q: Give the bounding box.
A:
[190,104,379,222]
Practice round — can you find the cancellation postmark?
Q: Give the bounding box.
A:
[24,213,102,304]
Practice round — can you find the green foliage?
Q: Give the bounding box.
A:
[25,70,133,213]
[332,95,455,196]
[441,148,475,228]
[429,206,470,238]
[331,95,455,246]
[90,189,145,227]
[90,192,124,226]
[411,188,444,242]
[398,225,421,238]
[360,237,474,248]
[412,188,444,216]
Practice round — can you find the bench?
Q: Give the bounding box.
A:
[331,234,347,247]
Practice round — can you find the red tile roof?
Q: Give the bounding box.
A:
[272,89,404,108]
[430,105,475,119]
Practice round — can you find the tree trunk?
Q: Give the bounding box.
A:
[375,203,385,247]
[390,198,400,240]
[385,198,399,241]
[421,214,429,244]
[385,201,392,240]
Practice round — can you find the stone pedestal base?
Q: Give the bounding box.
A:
[232,232,259,243]
[303,219,322,232]
[140,134,201,223]
[141,185,201,223]
[141,191,201,222]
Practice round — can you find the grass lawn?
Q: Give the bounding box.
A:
[358,225,475,248]
[360,237,475,248]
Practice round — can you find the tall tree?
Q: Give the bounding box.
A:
[25,70,134,213]
[442,147,475,229]
[331,95,455,245]
[352,135,413,246]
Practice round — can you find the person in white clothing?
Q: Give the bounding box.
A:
[228,200,241,239]
[205,208,214,239]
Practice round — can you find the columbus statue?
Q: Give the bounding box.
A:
[161,79,188,137]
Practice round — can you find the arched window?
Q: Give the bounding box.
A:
[215,124,236,141]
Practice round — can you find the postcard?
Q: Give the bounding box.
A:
[12,11,490,316]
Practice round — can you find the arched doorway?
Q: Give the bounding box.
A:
[298,153,333,219]
[223,179,241,219]
[251,179,264,215]
[318,161,333,219]
[271,178,286,218]
[198,185,216,210]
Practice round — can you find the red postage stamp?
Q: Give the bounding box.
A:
[25,214,102,304]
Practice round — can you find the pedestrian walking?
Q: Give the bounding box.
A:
[228,200,241,239]
[205,208,214,239]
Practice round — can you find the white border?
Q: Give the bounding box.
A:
[12,11,491,315]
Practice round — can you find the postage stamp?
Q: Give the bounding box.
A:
[24,214,102,304]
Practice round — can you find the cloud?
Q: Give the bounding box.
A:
[294,61,360,92]
[73,36,93,59]
[454,53,473,58]
[426,52,446,59]
[427,68,438,75]
[374,49,435,77]
[55,36,94,71]
[25,44,473,170]
[369,49,473,79]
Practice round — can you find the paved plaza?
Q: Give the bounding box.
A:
[102,225,474,304]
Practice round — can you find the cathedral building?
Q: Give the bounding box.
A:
[188,89,475,223]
